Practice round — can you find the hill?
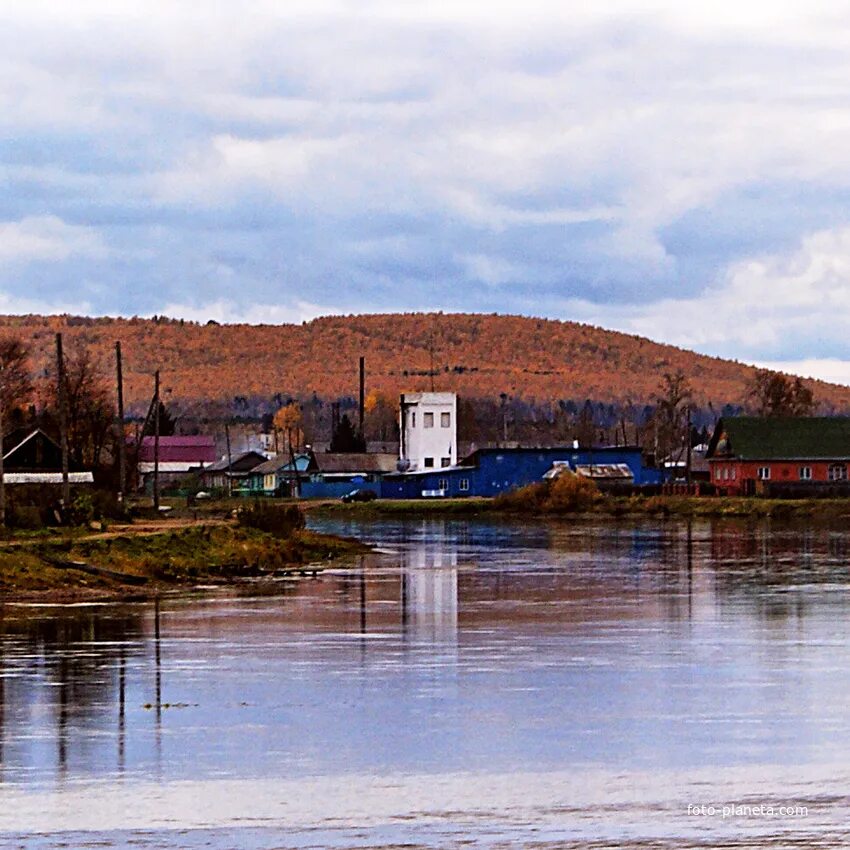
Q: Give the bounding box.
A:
[3,312,849,414]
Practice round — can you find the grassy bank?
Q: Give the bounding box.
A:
[308,497,497,517]
[0,523,369,602]
[307,490,850,522]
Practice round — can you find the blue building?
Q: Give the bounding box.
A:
[380,446,662,499]
[300,452,398,499]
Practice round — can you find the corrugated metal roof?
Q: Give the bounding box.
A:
[137,435,216,464]
[313,453,398,474]
[3,472,94,484]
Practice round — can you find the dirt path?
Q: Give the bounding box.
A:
[0,517,233,549]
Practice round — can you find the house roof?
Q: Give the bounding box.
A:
[202,450,268,474]
[252,453,315,475]
[707,417,850,461]
[137,435,216,464]
[313,452,398,474]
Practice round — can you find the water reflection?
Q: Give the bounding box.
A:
[2,516,850,847]
[400,523,459,645]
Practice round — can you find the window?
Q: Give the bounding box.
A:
[800,466,812,481]
[441,412,451,428]
[411,412,416,428]
[424,457,434,468]
[441,457,451,468]
[829,463,847,481]
[424,412,434,428]
[731,467,736,480]
[757,466,771,480]
[715,467,722,481]
[438,478,449,491]
[722,468,729,480]
[459,478,470,492]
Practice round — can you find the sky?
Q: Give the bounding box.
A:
[3,1,850,382]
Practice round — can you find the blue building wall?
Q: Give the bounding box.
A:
[380,447,663,499]
[301,474,380,499]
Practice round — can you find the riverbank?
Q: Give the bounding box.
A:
[308,494,850,521]
[0,522,370,602]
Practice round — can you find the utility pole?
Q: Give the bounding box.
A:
[153,370,160,511]
[55,333,70,510]
[358,356,365,441]
[224,422,233,498]
[115,342,126,504]
[0,365,5,528]
[686,407,693,489]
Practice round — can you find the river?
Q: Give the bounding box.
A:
[1,515,850,848]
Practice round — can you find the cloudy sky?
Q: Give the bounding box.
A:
[3,1,850,381]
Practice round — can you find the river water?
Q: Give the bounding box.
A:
[2,516,850,848]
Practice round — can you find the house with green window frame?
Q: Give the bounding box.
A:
[245,452,316,496]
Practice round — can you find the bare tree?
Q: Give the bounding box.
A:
[748,369,814,417]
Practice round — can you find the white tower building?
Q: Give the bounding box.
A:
[399,392,457,472]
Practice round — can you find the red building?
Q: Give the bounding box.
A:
[707,417,850,495]
[134,435,216,491]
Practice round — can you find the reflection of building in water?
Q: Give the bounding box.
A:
[400,534,459,644]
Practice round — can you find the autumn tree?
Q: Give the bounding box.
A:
[273,402,304,452]
[364,391,398,442]
[748,369,815,417]
[0,337,34,428]
[44,348,114,469]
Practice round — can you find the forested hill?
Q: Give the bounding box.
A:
[3,312,849,413]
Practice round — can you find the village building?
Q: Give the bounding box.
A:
[246,452,316,497]
[1,428,94,486]
[382,445,662,499]
[199,450,268,493]
[135,435,216,491]
[707,416,850,496]
[398,392,458,472]
[300,452,399,499]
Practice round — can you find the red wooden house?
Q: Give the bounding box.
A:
[707,417,850,495]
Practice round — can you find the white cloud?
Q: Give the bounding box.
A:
[0,216,107,264]
[154,298,340,325]
[753,358,850,386]
[561,225,850,362]
[0,288,91,315]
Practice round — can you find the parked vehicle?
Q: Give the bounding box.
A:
[341,488,377,503]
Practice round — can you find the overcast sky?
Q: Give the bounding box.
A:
[3,1,850,381]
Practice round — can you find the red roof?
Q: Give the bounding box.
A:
[136,435,216,464]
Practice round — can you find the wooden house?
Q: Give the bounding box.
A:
[707,416,850,495]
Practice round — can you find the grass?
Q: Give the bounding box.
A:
[0,522,369,602]
[308,497,498,517]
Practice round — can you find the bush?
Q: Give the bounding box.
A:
[545,474,601,512]
[494,473,601,514]
[7,505,45,530]
[236,501,305,537]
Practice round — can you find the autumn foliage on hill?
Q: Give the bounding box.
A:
[3,312,850,416]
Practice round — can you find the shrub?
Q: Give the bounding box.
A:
[7,505,44,530]
[237,501,305,537]
[494,473,601,514]
[545,474,601,512]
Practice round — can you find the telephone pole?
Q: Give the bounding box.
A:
[55,333,70,509]
[0,365,5,528]
[115,342,126,504]
[153,370,160,511]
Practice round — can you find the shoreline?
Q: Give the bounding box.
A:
[0,521,370,604]
[307,494,850,521]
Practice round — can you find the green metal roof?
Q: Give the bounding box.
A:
[708,416,850,461]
